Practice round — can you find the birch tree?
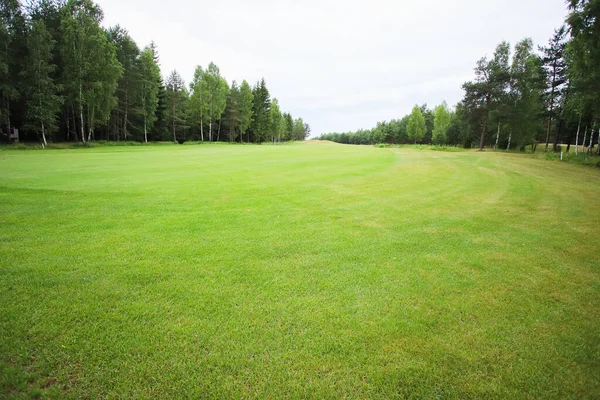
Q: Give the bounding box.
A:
[139,46,160,142]
[432,101,451,145]
[21,19,63,146]
[407,105,426,144]
[60,0,121,142]
[269,98,281,143]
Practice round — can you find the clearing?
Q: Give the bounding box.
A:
[1,142,599,398]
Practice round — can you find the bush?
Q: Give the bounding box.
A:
[543,150,600,167]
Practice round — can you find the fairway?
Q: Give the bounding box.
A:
[1,142,599,399]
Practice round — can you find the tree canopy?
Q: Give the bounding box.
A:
[0,0,308,144]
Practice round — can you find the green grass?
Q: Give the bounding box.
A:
[1,142,599,399]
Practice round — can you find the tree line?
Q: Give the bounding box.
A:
[319,0,599,156]
[0,0,310,146]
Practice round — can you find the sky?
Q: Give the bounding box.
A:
[96,0,568,137]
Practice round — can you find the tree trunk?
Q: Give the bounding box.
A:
[217,118,221,142]
[66,108,70,141]
[545,67,557,151]
[87,106,94,142]
[582,126,588,154]
[478,97,490,151]
[506,133,512,150]
[123,89,128,141]
[6,97,11,136]
[587,128,592,155]
[71,105,78,142]
[79,82,85,142]
[200,116,204,142]
[575,117,581,155]
[552,119,562,152]
[79,103,85,143]
[209,120,212,142]
[172,103,176,143]
[41,123,47,148]
[495,120,500,149]
[144,115,148,143]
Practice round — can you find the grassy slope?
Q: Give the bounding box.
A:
[0,142,599,399]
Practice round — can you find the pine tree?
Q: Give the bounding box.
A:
[165,69,186,142]
[461,42,511,150]
[540,26,568,151]
[251,78,270,142]
[238,80,253,143]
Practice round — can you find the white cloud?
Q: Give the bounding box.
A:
[97,0,568,136]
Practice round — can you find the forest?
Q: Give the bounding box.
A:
[319,0,600,156]
[0,0,310,146]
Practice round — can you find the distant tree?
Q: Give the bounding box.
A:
[506,38,546,150]
[284,112,293,140]
[21,19,63,146]
[149,42,168,141]
[138,46,160,142]
[60,0,122,142]
[407,105,426,143]
[251,78,270,142]
[107,25,140,141]
[269,97,281,143]
[238,79,253,143]
[540,25,568,151]
[278,113,287,143]
[0,0,26,138]
[203,62,228,142]
[225,80,240,142]
[566,0,600,154]
[432,101,451,144]
[461,41,511,150]
[292,117,305,140]
[188,65,208,141]
[303,123,310,140]
[165,69,187,142]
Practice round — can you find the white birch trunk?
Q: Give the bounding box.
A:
[495,121,500,149]
[87,106,94,142]
[506,133,512,150]
[200,116,204,141]
[575,117,581,155]
[79,84,85,143]
[41,123,47,148]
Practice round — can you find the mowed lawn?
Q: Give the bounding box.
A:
[1,142,599,399]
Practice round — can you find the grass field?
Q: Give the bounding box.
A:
[1,142,599,399]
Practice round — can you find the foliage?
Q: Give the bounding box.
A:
[0,0,307,144]
[21,19,62,145]
[432,101,452,144]
[407,105,427,144]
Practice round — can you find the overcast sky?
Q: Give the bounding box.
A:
[96,0,568,136]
